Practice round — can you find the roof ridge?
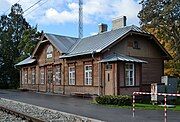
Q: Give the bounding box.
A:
[82,25,134,40]
[45,33,79,39]
[66,38,81,53]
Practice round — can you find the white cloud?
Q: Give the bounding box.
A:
[90,32,98,36]
[39,8,78,24]
[1,0,141,26]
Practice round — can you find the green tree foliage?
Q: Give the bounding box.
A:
[17,27,42,62]
[138,0,180,77]
[0,3,40,88]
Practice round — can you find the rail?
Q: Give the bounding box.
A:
[0,105,45,122]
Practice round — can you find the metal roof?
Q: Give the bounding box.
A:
[15,57,36,66]
[61,25,148,58]
[100,53,147,63]
[45,33,79,53]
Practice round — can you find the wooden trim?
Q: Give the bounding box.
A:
[45,66,47,92]
[103,63,105,95]
[123,62,125,87]
[113,63,115,95]
[67,61,77,64]
[63,59,65,94]
[63,85,99,87]
[26,68,28,85]
[52,65,54,93]
[117,62,120,95]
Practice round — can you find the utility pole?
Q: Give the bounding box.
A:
[79,0,83,39]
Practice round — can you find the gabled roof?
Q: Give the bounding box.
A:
[45,33,79,53]
[60,25,149,58]
[32,33,79,57]
[100,53,147,63]
[15,57,36,66]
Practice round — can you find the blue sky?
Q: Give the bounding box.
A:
[0,0,142,37]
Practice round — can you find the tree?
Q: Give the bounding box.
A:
[17,27,41,62]
[138,0,180,77]
[0,3,40,88]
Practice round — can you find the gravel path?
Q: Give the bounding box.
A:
[0,98,101,122]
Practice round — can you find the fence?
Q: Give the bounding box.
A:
[133,92,180,122]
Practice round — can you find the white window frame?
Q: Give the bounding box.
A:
[84,65,92,85]
[40,68,45,84]
[46,45,53,59]
[32,68,36,84]
[69,67,75,85]
[125,63,134,86]
[55,66,61,85]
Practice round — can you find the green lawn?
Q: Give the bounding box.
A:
[135,103,180,111]
[92,101,180,111]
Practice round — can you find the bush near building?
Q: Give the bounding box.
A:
[95,95,132,106]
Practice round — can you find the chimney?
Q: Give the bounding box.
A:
[112,16,126,30]
[98,23,108,33]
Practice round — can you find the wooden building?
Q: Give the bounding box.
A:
[16,17,171,95]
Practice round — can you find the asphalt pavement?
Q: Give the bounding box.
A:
[0,89,180,122]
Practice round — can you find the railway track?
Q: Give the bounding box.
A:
[0,105,45,122]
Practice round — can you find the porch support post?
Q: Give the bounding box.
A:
[98,61,102,95]
[114,62,118,95]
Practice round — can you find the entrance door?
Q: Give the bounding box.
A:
[47,68,53,92]
[105,64,114,95]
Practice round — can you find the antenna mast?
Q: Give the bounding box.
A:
[79,0,83,39]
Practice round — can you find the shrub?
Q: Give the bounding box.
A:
[95,95,132,106]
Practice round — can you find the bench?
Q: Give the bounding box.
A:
[71,92,92,98]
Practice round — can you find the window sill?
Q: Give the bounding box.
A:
[84,84,93,86]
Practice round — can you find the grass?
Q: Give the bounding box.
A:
[135,103,180,111]
[91,100,180,111]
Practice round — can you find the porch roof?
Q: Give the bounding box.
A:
[100,53,147,63]
[15,57,36,66]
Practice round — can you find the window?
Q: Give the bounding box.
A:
[84,65,92,85]
[47,68,53,83]
[40,68,45,84]
[21,70,24,84]
[125,63,134,86]
[133,41,139,49]
[31,68,36,84]
[107,73,110,82]
[105,64,112,70]
[55,65,61,85]
[24,69,28,84]
[46,45,53,59]
[69,67,75,85]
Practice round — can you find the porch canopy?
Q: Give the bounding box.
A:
[100,53,147,63]
[15,57,36,66]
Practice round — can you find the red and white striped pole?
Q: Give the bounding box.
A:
[133,93,135,117]
[164,95,167,122]
[133,92,180,120]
